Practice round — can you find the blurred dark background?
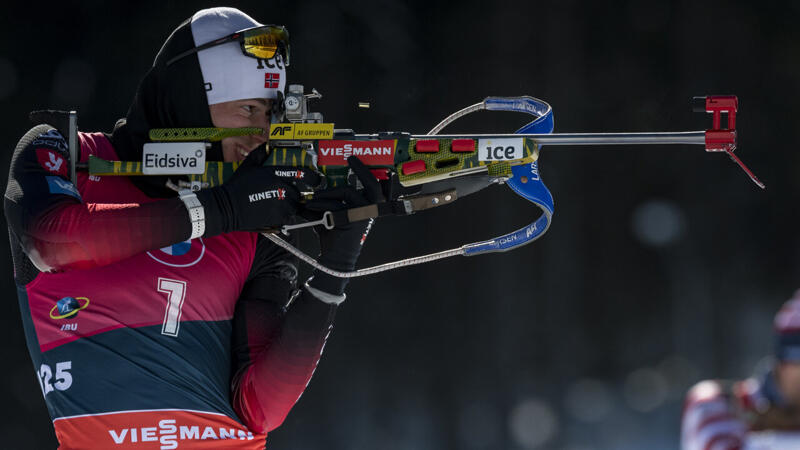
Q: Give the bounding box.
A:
[1,0,798,448]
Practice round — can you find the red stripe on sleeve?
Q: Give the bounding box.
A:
[27,199,191,270]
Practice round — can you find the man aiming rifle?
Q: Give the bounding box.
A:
[4,7,378,448]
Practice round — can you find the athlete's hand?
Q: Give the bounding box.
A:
[196,147,300,236]
[303,156,384,295]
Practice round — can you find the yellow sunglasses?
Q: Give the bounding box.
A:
[167,25,290,67]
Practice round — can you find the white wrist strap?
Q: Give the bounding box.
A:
[304,280,346,305]
[178,189,205,239]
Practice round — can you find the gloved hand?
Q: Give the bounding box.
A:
[303,156,384,295]
[196,146,300,236]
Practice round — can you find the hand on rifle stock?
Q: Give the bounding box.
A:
[303,156,385,294]
[196,147,300,236]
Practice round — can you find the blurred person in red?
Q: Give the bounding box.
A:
[681,291,800,449]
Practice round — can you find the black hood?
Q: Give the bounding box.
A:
[109,17,223,197]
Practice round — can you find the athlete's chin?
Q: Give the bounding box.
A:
[222,144,250,163]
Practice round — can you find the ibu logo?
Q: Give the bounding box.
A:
[49,296,90,320]
[146,238,206,268]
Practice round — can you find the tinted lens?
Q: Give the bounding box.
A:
[243,27,290,65]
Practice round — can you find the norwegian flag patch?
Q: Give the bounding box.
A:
[265,72,280,89]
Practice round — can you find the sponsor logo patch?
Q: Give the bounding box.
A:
[49,296,90,320]
[248,189,286,202]
[142,143,206,175]
[36,148,68,177]
[477,137,524,162]
[108,420,255,446]
[274,169,305,179]
[294,123,334,139]
[317,140,395,166]
[257,54,284,70]
[268,123,335,140]
[46,176,81,200]
[32,129,68,152]
[525,222,539,238]
[146,238,206,268]
[529,161,540,181]
[270,124,293,139]
[52,410,262,449]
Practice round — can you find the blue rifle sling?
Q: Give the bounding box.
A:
[463,97,555,255]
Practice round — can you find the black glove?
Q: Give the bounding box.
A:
[303,156,384,295]
[196,147,300,236]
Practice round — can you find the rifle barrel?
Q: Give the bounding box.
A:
[399,131,708,147]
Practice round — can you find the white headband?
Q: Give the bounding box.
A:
[190,7,286,105]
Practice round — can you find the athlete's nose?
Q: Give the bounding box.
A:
[251,110,270,146]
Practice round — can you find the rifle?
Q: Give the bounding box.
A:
[81,87,762,277]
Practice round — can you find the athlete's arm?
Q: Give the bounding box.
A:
[681,380,746,450]
[230,156,381,433]
[230,235,337,434]
[4,126,192,275]
[4,126,299,277]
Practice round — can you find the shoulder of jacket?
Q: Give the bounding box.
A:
[16,124,70,156]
